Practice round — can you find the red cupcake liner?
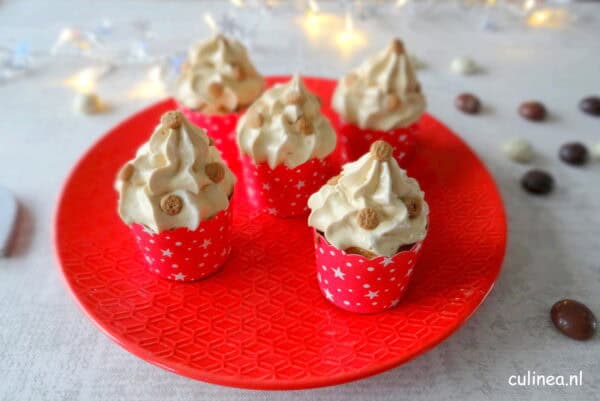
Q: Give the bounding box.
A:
[313,230,424,314]
[178,104,242,169]
[338,121,419,166]
[241,155,336,218]
[131,207,233,282]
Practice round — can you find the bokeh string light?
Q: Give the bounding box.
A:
[1,0,579,105]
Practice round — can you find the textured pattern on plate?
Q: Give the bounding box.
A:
[54,77,506,390]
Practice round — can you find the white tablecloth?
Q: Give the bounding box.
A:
[1,1,599,400]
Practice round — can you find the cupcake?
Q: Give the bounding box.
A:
[308,140,429,313]
[236,75,337,217]
[115,110,236,281]
[175,34,264,167]
[332,38,425,165]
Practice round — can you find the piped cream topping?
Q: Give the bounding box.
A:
[236,75,336,169]
[308,140,428,257]
[175,35,264,114]
[115,111,236,233]
[332,39,426,130]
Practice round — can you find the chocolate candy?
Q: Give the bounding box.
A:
[521,169,554,195]
[518,101,546,121]
[450,57,478,75]
[559,142,589,166]
[455,93,481,114]
[579,96,600,116]
[502,138,534,163]
[592,143,600,160]
[551,299,597,341]
[0,186,18,257]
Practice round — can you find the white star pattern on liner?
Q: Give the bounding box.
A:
[332,267,345,280]
[390,298,400,308]
[262,183,271,190]
[173,272,186,281]
[324,288,334,301]
[142,226,155,236]
[267,208,278,215]
[295,181,305,189]
[380,257,393,267]
[161,249,173,257]
[145,255,154,264]
[405,268,414,277]
[175,242,182,246]
[201,239,211,249]
[365,290,379,299]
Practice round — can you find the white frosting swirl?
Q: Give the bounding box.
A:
[115,112,236,233]
[308,145,428,257]
[175,35,264,114]
[332,39,426,130]
[236,75,336,169]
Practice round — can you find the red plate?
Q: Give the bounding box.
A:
[54,77,506,390]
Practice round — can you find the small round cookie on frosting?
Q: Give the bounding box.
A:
[236,75,337,217]
[175,34,264,167]
[332,38,426,165]
[115,110,236,281]
[308,140,429,313]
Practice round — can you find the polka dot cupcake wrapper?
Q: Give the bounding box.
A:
[178,104,242,169]
[241,155,336,218]
[131,207,233,282]
[313,230,424,314]
[338,121,419,166]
